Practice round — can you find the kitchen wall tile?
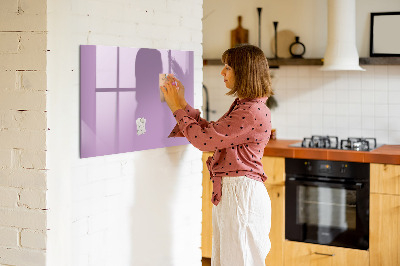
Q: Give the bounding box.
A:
[287,113,300,127]
[362,116,375,130]
[323,103,336,115]
[388,91,400,104]
[388,104,400,117]
[285,66,298,77]
[348,103,362,116]
[311,114,324,128]
[336,128,349,140]
[362,128,375,138]
[298,102,312,115]
[388,131,400,143]
[374,65,388,77]
[361,90,375,103]
[335,72,349,90]
[349,116,362,129]
[374,90,388,104]
[298,77,311,89]
[310,77,324,89]
[349,128,362,137]
[298,67,311,78]
[348,71,362,90]
[311,86,323,101]
[374,77,388,91]
[286,77,299,89]
[322,70,335,78]
[348,90,362,103]
[311,127,325,136]
[298,89,313,103]
[387,65,400,76]
[374,130,389,144]
[388,75,400,91]
[336,90,349,103]
[375,104,389,117]
[361,104,375,117]
[311,102,324,114]
[323,115,336,129]
[374,117,389,130]
[361,74,374,91]
[323,86,336,103]
[336,103,349,116]
[388,117,400,131]
[336,115,348,128]
[310,66,323,77]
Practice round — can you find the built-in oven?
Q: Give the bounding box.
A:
[285,158,369,250]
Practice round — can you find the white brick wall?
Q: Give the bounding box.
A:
[47,1,203,266]
[0,0,48,265]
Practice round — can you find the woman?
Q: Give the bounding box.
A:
[161,44,273,266]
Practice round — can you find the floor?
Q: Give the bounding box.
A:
[202,257,211,266]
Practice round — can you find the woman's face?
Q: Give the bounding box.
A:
[220,64,235,89]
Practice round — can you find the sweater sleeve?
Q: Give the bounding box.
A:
[168,104,211,138]
[172,106,258,152]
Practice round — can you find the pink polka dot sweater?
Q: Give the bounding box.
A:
[169,97,272,206]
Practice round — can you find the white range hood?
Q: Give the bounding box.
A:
[320,0,365,71]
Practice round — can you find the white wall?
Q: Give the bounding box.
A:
[203,0,400,145]
[0,0,48,265]
[203,0,400,58]
[46,0,203,266]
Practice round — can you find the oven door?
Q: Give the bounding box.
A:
[285,177,369,250]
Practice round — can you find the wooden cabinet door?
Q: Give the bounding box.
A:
[284,241,369,266]
[370,163,400,195]
[262,156,285,186]
[264,184,284,266]
[370,193,400,266]
[201,152,213,258]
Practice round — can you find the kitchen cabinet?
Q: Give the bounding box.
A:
[261,156,285,266]
[370,163,400,266]
[370,163,400,195]
[284,241,369,266]
[201,152,213,258]
[201,154,286,266]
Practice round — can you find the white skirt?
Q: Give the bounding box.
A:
[212,176,271,266]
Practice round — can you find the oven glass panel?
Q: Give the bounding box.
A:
[297,186,357,230]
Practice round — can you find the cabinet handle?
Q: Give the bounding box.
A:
[314,252,335,257]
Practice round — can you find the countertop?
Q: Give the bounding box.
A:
[263,139,400,165]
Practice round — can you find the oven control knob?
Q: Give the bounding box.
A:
[304,161,312,171]
[340,164,347,174]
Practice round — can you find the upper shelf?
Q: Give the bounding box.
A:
[203,57,400,67]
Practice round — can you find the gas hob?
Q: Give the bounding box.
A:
[289,135,382,151]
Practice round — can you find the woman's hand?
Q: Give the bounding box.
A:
[169,75,187,108]
[161,77,184,113]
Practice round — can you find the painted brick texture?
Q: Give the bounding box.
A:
[0,0,47,265]
[46,0,203,266]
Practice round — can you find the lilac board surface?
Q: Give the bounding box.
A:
[80,45,194,158]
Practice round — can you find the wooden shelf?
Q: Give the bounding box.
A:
[203,58,323,67]
[359,57,400,65]
[203,57,400,67]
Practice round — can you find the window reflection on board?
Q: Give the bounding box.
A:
[80,45,194,158]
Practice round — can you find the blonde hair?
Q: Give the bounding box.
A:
[221,44,273,99]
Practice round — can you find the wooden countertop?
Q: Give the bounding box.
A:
[263,139,400,165]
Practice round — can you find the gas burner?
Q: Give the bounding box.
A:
[290,136,380,151]
[340,137,377,151]
[301,135,339,149]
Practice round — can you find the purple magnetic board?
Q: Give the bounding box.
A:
[80,45,194,158]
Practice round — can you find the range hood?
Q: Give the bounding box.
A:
[320,0,365,71]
